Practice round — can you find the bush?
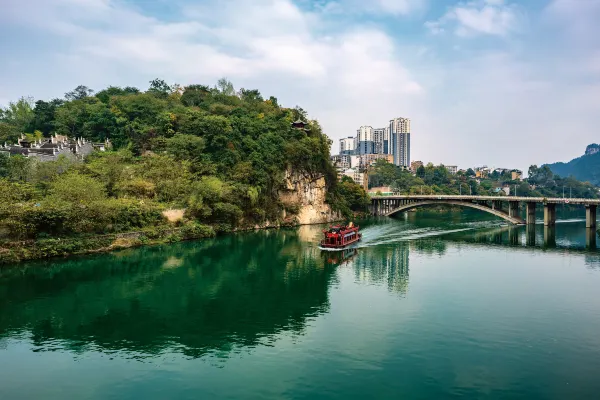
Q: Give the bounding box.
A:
[180,222,215,239]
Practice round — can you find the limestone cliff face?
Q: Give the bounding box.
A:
[278,169,341,225]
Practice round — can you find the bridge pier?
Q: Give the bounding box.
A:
[526,202,536,225]
[509,202,520,219]
[544,204,556,226]
[544,226,556,248]
[586,204,597,229]
[586,228,597,249]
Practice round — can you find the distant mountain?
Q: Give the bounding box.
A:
[545,144,600,186]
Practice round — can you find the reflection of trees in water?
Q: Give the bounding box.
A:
[352,243,410,295]
[0,231,336,359]
[410,239,447,256]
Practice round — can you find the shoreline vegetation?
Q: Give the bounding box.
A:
[0,79,370,265]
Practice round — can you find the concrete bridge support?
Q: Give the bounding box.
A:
[526,202,536,225]
[586,228,597,249]
[508,202,520,219]
[544,204,556,226]
[586,205,597,229]
[544,226,556,248]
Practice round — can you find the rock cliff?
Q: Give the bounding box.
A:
[279,169,341,225]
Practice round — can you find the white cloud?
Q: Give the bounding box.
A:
[426,0,520,37]
[1,0,599,173]
[315,0,426,16]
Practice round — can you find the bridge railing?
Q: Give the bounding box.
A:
[370,194,600,205]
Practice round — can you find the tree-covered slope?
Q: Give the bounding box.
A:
[0,79,368,247]
[545,146,600,186]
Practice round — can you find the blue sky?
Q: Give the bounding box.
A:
[1,0,599,172]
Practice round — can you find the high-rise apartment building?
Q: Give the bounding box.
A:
[373,128,385,154]
[390,117,411,168]
[383,127,391,155]
[357,126,375,155]
[339,137,356,155]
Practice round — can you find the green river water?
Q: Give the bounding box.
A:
[1,209,600,399]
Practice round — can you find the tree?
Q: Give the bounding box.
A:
[0,122,20,144]
[217,78,236,96]
[166,134,206,162]
[1,96,34,133]
[65,85,94,101]
[239,88,263,103]
[95,86,140,103]
[338,177,369,211]
[31,99,64,135]
[416,165,426,178]
[147,79,171,99]
[466,168,475,176]
[181,85,211,107]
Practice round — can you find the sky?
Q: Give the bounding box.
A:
[1,0,599,173]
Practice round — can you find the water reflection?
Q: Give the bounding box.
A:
[0,232,337,359]
[1,210,599,362]
[353,243,410,295]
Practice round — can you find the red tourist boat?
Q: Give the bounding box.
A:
[320,222,361,249]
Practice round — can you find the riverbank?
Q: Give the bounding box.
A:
[0,224,215,265]
[0,211,354,265]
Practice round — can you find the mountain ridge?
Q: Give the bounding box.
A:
[545,144,600,186]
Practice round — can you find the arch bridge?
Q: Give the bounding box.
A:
[371,195,600,227]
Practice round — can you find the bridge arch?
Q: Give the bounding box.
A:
[385,200,525,225]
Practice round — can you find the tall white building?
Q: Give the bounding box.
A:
[339,137,356,155]
[357,126,374,155]
[390,117,411,168]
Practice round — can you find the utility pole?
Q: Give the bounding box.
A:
[469,185,472,195]
[421,185,423,195]
[570,187,572,198]
[563,186,565,198]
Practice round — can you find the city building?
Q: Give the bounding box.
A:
[445,165,458,175]
[339,137,356,155]
[330,154,351,173]
[511,170,522,181]
[373,128,388,155]
[357,126,374,155]
[390,117,410,168]
[360,154,394,168]
[410,160,423,173]
[0,134,110,162]
[475,166,491,178]
[342,168,368,190]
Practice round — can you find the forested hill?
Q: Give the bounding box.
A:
[545,144,600,186]
[0,80,368,254]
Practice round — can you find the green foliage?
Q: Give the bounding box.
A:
[48,171,107,204]
[1,78,360,251]
[0,96,34,133]
[65,85,94,101]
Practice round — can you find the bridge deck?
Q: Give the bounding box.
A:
[371,195,600,205]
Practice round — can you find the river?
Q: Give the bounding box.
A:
[1,209,600,399]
